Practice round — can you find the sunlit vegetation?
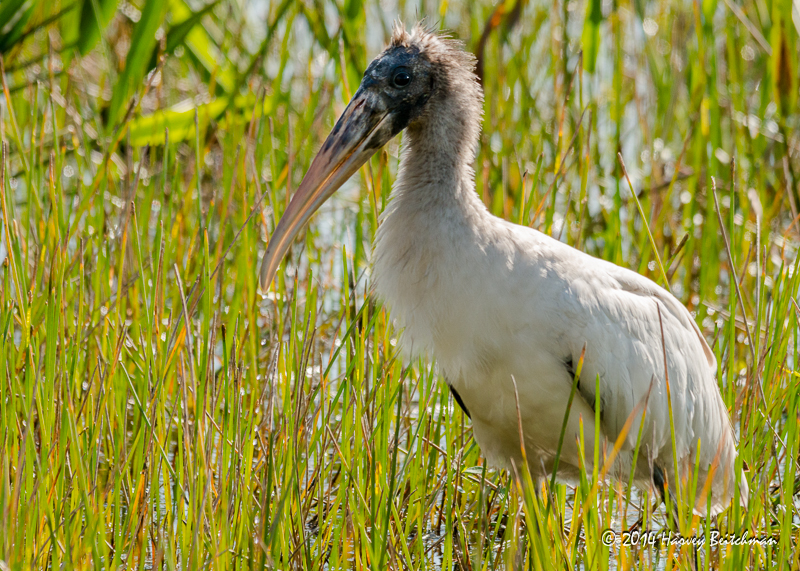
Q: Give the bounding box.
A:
[0,0,798,568]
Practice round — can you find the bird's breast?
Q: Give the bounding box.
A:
[371,210,486,365]
[370,202,555,379]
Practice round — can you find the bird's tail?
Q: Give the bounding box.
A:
[693,445,749,517]
[737,465,750,509]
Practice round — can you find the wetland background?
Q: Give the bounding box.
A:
[0,0,799,568]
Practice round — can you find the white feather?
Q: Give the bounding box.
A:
[372,24,747,516]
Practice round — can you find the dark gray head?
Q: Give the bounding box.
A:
[259,23,483,288]
[357,24,481,136]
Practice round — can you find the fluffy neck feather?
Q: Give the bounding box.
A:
[391,41,485,215]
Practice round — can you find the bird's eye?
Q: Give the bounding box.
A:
[391,67,412,88]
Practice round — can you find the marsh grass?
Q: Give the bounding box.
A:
[0,0,798,568]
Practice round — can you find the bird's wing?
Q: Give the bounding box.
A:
[521,233,740,503]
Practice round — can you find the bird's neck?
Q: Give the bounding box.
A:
[371,88,491,358]
[392,93,485,218]
[373,92,491,288]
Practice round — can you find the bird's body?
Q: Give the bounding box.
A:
[260,23,747,515]
[374,138,739,510]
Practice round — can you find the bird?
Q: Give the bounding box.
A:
[259,23,748,516]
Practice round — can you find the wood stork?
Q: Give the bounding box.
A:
[259,23,748,515]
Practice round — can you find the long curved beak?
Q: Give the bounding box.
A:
[259,89,393,289]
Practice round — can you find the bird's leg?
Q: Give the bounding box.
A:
[626,464,678,539]
[625,513,644,535]
[652,464,679,533]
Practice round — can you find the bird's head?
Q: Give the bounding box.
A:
[259,23,481,289]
